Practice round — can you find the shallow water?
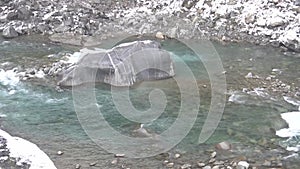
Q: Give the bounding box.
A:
[0,35,299,168]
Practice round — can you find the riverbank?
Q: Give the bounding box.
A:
[0,0,300,53]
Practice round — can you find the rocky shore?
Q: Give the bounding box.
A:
[0,0,299,52]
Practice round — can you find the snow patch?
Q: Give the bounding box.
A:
[0,129,57,169]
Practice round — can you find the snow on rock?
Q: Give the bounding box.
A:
[0,129,57,169]
[276,111,300,138]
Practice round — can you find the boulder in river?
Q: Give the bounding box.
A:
[57,40,175,86]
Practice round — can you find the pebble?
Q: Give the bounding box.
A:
[237,161,249,169]
[215,141,232,151]
[111,159,118,165]
[181,163,192,169]
[75,164,81,169]
[212,166,220,169]
[57,151,63,155]
[209,158,216,163]
[210,151,217,158]
[174,153,181,158]
[155,32,165,39]
[89,162,97,166]
[203,166,212,169]
[115,154,125,158]
[197,162,206,167]
[166,162,174,168]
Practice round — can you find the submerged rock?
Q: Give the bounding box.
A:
[57,40,175,86]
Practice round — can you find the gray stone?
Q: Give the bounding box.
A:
[2,26,18,38]
[295,0,300,6]
[6,11,18,20]
[57,40,175,87]
[17,6,31,20]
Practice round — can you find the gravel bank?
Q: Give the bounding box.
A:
[0,0,299,52]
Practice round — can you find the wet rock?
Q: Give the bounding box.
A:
[2,26,18,38]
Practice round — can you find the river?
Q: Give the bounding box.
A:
[0,35,299,168]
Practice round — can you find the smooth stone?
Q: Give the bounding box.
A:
[203,166,212,169]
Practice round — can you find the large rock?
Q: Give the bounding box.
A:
[57,40,175,86]
[2,26,18,38]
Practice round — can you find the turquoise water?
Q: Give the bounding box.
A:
[0,36,299,168]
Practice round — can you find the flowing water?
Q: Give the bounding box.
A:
[0,35,299,168]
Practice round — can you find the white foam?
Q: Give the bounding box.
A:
[0,69,20,87]
[0,129,57,169]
